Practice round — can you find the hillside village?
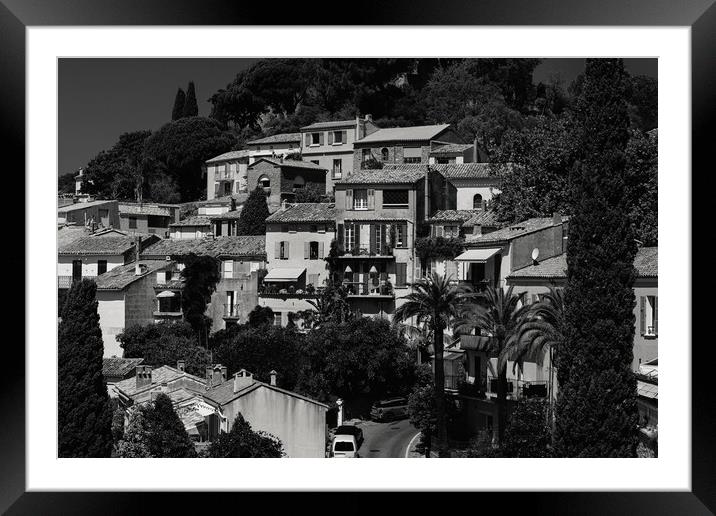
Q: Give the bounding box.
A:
[57,59,658,459]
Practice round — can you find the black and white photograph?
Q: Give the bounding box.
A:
[56,56,659,460]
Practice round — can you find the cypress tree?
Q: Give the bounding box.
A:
[236,187,270,235]
[182,81,199,118]
[145,393,197,457]
[555,59,639,457]
[171,87,186,121]
[58,279,113,457]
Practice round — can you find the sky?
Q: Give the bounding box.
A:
[58,58,656,176]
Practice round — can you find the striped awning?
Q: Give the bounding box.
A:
[263,267,305,282]
[455,248,501,262]
[156,290,177,298]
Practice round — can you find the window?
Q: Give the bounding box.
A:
[97,260,107,275]
[309,225,318,233]
[332,159,342,179]
[362,149,372,162]
[641,295,658,336]
[444,225,458,237]
[311,133,321,145]
[422,258,432,278]
[403,157,421,164]
[293,175,305,189]
[333,131,343,144]
[273,312,282,326]
[280,241,289,260]
[311,160,319,165]
[128,217,137,229]
[72,260,82,282]
[310,241,319,260]
[381,148,389,161]
[396,263,408,287]
[437,157,450,164]
[215,221,222,237]
[353,189,368,210]
[395,224,407,248]
[345,224,355,252]
[158,295,180,314]
[148,215,169,228]
[473,194,484,210]
[258,176,270,189]
[223,260,234,279]
[99,209,109,221]
[403,146,422,164]
[383,189,409,207]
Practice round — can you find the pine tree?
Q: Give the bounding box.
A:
[555,59,639,457]
[145,394,197,458]
[171,87,186,121]
[236,187,270,235]
[182,81,199,118]
[58,279,113,457]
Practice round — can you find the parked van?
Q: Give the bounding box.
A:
[370,397,409,422]
[331,434,359,458]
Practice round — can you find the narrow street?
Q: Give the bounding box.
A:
[354,418,420,458]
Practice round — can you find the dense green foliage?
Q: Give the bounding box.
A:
[624,129,658,246]
[177,253,221,345]
[118,321,210,376]
[236,187,271,235]
[182,81,199,118]
[208,414,283,457]
[211,325,304,390]
[115,394,197,458]
[414,236,465,263]
[58,171,76,194]
[502,399,553,457]
[293,182,331,203]
[246,305,275,327]
[555,59,639,458]
[58,279,113,457]
[298,280,356,329]
[171,87,186,121]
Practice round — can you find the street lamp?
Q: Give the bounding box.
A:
[336,398,344,426]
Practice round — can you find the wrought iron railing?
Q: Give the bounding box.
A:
[223,304,240,318]
[343,281,394,297]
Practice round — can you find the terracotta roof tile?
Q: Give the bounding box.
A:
[246,133,302,145]
[266,203,337,224]
[249,157,327,171]
[355,124,451,144]
[58,234,158,256]
[141,235,266,260]
[301,120,357,130]
[94,260,171,290]
[337,166,426,185]
[205,149,252,163]
[170,216,211,227]
[103,357,144,378]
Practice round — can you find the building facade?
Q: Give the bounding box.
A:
[118,202,181,237]
[205,150,252,201]
[247,158,328,213]
[245,133,302,164]
[57,199,120,228]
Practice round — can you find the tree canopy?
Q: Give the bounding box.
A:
[58,279,113,457]
[176,253,221,345]
[171,87,186,121]
[208,414,283,458]
[236,187,270,235]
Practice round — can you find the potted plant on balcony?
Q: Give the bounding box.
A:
[287,285,295,294]
[305,283,315,294]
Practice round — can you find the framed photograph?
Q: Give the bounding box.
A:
[4,0,712,512]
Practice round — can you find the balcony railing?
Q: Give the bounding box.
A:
[343,281,394,298]
[258,286,323,298]
[57,276,75,289]
[339,245,394,258]
[223,304,240,318]
[485,377,548,399]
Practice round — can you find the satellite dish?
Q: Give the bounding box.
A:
[531,248,540,263]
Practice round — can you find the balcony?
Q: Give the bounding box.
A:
[343,281,394,299]
[153,310,183,318]
[485,377,548,400]
[57,276,75,289]
[338,245,395,259]
[223,304,241,319]
[258,285,323,299]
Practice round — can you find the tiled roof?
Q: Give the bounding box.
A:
[436,162,514,180]
[249,157,327,171]
[58,234,157,256]
[103,357,144,378]
[204,375,328,408]
[94,260,171,290]
[431,143,473,154]
[119,203,177,217]
[466,216,567,244]
[209,208,243,220]
[58,199,116,213]
[355,124,451,144]
[266,203,337,224]
[507,247,658,280]
[465,210,502,227]
[141,235,266,260]
[425,209,503,228]
[301,119,356,130]
[114,365,206,398]
[246,133,302,145]
[169,215,211,227]
[205,149,252,163]
[336,166,426,185]
[57,225,90,247]
[632,247,658,277]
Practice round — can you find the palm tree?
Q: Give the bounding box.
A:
[455,285,530,447]
[394,272,467,456]
[512,287,566,426]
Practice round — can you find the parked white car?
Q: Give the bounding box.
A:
[330,434,360,458]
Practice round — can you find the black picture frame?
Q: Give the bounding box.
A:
[2,0,712,513]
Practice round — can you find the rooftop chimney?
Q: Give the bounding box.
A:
[134,235,142,275]
[233,369,254,393]
[177,360,185,372]
[135,365,153,389]
[364,114,372,122]
[269,370,278,386]
[473,138,478,163]
[552,212,562,226]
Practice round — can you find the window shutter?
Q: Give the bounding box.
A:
[639,296,646,335]
[328,131,333,145]
[396,263,407,287]
[367,189,375,209]
[401,224,408,247]
[654,297,658,335]
[319,242,325,258]
[304,241,310,259]
[353,271,359,284]
[274,241,280,259]
[319,132,324,145]
[346,189,353,210]
[284,241,289,259]
[355,225,361,252]
[369,224,376,254]
[342,130,347,143]
[305,134,311,146]
[337,224,344,250]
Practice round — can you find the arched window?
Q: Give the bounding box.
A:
[258,175,270,189]
[293,175,305,189]
[381,148,389,161]
[473,194,483,211]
